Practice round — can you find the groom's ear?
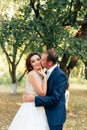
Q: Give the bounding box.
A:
[48,61,53,66]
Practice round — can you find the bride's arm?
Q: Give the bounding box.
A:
[28,71,47,96]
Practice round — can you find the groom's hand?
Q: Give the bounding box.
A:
[22,93,35,102]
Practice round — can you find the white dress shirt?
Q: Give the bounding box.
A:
[47,64,57,79]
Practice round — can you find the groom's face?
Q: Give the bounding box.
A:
[41,53,48,68]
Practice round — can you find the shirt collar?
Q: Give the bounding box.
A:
[47,64,57,75]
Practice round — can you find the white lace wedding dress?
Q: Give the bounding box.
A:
[8,74,49,130]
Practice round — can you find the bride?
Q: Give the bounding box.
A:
[8,52,49,130]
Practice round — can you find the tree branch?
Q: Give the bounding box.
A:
[16,40,32,66]
[17,69,27,83]
[62,0,82,26]
[30,0,42,19]
[1,44,12,64]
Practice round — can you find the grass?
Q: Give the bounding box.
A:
[0,84,87,130]
[64,88,87,130]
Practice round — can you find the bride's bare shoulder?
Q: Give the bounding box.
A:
[28,70,38,78]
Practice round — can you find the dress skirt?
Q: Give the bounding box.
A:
[8,102,49,130]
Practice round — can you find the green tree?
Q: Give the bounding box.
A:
[24,0,87,78]
[0,0,87,93]
[0,1,34,93]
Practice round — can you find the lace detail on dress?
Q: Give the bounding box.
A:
[25,73,42,96]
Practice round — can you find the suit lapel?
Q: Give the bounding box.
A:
[48,66,58,81]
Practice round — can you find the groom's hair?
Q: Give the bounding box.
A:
[45,49,58,64]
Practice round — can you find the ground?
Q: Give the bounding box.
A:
[0,83,87,130]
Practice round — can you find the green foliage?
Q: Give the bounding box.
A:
[1,0,87,57]
[0,0,87,86]
[0,73,11,85]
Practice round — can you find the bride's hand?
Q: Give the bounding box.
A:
[22,93,35,102]
[37,69,46,79]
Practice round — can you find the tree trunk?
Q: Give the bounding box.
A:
[84,63,87,79]
[75,14,87,79]
[11,83,17,94]
[66,56,79,78]
[85,66,87,79]
[60,53,70,73]
[10,64,17,94]
[60,53,79,79]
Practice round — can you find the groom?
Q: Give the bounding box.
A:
[23,49,68,130]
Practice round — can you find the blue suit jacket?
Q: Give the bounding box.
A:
[35,66,68,125]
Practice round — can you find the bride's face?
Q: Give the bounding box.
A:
[30,55,41,70]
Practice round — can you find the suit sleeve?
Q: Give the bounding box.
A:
[35,73,68,107]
